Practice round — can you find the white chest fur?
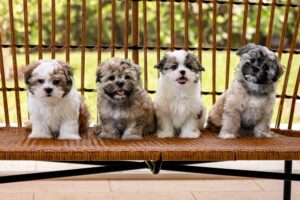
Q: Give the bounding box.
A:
[155,76,202,129]
[28,87,80,132]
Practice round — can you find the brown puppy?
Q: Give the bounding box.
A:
[207,44,284,139]
[95,57,156,140]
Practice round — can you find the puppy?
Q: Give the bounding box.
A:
[154,50,206,138]
[24,60,89,140]
[207,43,284,139]
[95,57,156,140]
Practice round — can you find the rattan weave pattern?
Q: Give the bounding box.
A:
[0,128,299,161]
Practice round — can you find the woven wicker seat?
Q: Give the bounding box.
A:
[1,127,299,161]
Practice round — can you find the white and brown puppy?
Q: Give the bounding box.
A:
[95,57,156,140]
[154,50,206,138]
[24,60,89,140]
[207,43,284,139]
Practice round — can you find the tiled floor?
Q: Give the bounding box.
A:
[1,161,300,199]
[0,179,299,200]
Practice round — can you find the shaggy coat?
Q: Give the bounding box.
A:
[207,43,284,139]
[95,57,156,140]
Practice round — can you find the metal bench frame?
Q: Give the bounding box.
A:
[0,160,298,200]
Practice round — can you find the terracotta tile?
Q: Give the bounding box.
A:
[0,193,33,200]
[0,181,110,193]
[34,192,195,200]
[254,179,300,192]
[109,180,261,192]
[192,191,283,200]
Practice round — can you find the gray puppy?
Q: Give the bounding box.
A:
[207,43,284,139]
[95,57,156,140]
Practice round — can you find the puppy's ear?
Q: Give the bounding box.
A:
[155,56,167,71]
[57,61,73,85]
[273,62,285,82]
[96,61,108,83]
[236,43,256,56]
[23,61,40,85]
[132,63,141,80]
[96,63,103,83]
[198,63,205,72]
[188,53,205,72]
[96,71,102,83]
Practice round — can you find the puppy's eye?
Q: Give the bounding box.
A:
[38,79,44,84]
[245,62,251,67]
[250,59,255,63]
[125,75,131,80]
[171,64,178,70]
[53,80,60,85]
[252,67,260,72]
[108,75,115,81]
[186,64,192,69]
[263,64,269,71]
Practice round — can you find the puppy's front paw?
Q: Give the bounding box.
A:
[156,131,174,138]
[99,132,119,140]
[93,124,102,135]
[28,132,53,139]
[122,134,143,140]
[58,134,81,140]
[219,131,237,139]
[180,130,201,138]
[254,131,277,138]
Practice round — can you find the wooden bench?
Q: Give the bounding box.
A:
[1,128,300,161]
[0,1,299,200]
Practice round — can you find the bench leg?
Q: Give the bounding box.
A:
[283,160,292,200]
[145,156,163,174]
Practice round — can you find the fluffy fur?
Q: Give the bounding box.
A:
[95,57,156,140]
[207,43,284,139]
[154,50,206,138]
[24,60,90,140]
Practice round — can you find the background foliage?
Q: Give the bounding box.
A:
[1,0,299,48]
[0,0,299,125]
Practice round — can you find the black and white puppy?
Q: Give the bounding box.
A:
[207,43,284,138]
[154,50,206,138]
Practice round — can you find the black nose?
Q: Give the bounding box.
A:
[180,70,186,75]
[116,82,125,87]
[44,88,53,94]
